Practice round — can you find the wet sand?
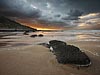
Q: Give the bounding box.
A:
[0,32,100,75]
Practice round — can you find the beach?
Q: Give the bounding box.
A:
[0,30,100,75]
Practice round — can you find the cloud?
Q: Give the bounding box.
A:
[34,19,67,27]
[77,13,100,29]
[79,13,100,23]
[79,13,100,20]
[66,0,100,13]
[0,0,41,19]
[0,0,100,29]
[62,10,83,20]
[54,14,61,17]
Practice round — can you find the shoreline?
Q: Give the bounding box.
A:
[0,31,100,75]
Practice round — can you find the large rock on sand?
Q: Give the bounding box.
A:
[49,40,91,66]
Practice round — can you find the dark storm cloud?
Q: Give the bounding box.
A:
[0,0,8,8]
[66,0,100,13]
[0,0,100,18]
[35,19,66,26]
[68,10,83,17]
[0,9,41,19]
[54,14,61,18]
[0,0,41,19]
[62,10,83,20]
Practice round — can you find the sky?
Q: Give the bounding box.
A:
[0,0,100,30]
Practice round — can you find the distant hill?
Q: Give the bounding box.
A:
[0,16,37,32]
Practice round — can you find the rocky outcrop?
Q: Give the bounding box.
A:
[48,40,91,66]
[0,16,37,32]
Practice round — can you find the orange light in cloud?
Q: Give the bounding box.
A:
[30,25,63,30]
[16,19,64,30]
[78,23,85,27]
[34,28,57,30]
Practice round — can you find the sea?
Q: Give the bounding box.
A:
[32,30,100,42]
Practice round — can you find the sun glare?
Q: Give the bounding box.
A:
[36,28,58,30]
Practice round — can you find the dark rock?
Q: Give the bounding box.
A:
[30,34,37,38]
[49,40,66,48]
[49,40,67,53]
[49,40,91,66]
[38,34,44,37]
[23,31,29,35]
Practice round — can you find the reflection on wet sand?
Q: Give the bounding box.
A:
[76,34,100,41]
[0,42,9,47]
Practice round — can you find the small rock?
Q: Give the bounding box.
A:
[38,34,44,37]
[23,31,29,35]
[30,34,37,38]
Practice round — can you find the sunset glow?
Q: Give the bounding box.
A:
[78,23,85,27]
[16,19,64,30]
[36,28,58,30]
[79,13,99,19]
[0,0,100,30]
[27,23,64,30]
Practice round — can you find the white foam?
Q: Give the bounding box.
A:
[50,46,54,52]
[76,62,92,67]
